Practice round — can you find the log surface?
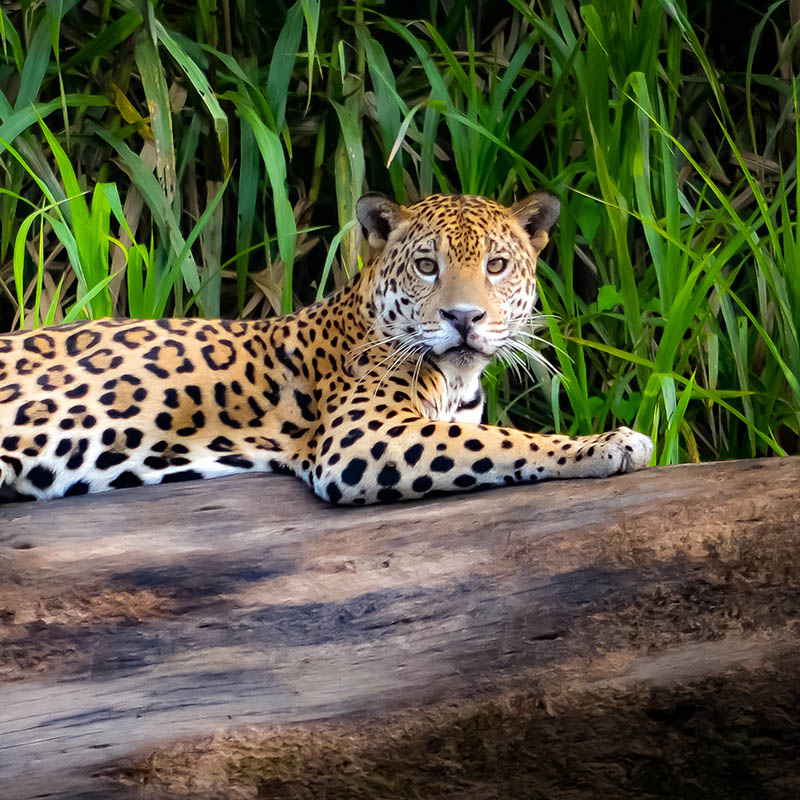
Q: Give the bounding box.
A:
[1,457,798,799]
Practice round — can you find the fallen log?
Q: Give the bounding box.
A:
[1,457,799,799]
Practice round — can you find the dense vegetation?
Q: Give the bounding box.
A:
[0,0,798,463]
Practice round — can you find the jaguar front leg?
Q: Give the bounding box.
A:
[313,413,653,505]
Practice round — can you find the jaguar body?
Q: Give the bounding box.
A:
[0,192,652,504]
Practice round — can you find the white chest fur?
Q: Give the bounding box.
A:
[422,360,485,424]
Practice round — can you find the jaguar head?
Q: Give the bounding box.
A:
[357,191,560,374]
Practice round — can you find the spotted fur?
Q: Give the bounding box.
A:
[0,193,652,504]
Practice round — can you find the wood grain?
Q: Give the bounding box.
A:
[1,458,798,799]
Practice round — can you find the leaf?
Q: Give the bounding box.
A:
[577,196,602,244]
[156,173,231,315]
[61,12,143,73]
[232,96,296,312]
[266,1,304,132]
[660,372,696,465]
[316,220,356,301]
[300,0,320,107]
[235,120,260,314]
[597,284,624,313]
[615,391,642,426]
[95,128,200,296]
[14,17,51,111]
[155,19,229,172]
[331,99,365,277]
[134,3,176,201]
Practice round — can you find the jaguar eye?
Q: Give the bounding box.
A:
[415,258,439,278]
[487,257,509,276]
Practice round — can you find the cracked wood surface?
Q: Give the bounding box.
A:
[0,457,798,799]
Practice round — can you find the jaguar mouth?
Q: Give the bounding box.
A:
[438,342,491,365]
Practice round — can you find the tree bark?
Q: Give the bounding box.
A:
[1,457,798,799]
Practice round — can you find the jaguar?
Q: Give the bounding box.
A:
[0,192,652,504]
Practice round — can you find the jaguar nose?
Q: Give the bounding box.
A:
[439,307,487,341]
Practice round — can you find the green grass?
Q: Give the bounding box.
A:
[0,0,797,462]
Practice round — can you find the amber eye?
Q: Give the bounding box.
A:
[487,257,509,276]
[415,257,439,278]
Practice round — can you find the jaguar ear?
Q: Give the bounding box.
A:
[356,193,408,249]
[510,192,561,251]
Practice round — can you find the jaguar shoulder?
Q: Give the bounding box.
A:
[0,192,652,504]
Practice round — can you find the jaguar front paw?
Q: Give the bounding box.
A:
[607,427,654,473]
